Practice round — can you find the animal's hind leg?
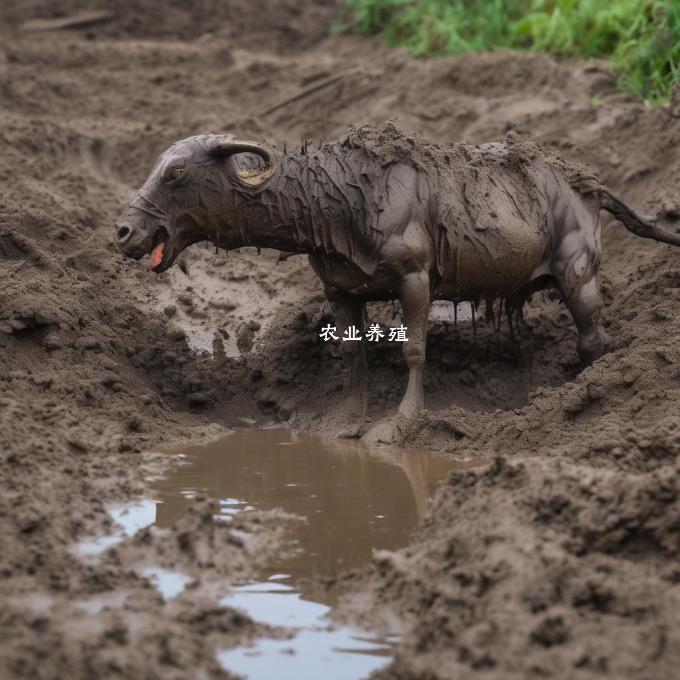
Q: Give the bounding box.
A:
[567,275,609,364]
[552,243,609,365]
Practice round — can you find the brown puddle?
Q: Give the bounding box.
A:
[153,428,483,590]
[144,428,485,679]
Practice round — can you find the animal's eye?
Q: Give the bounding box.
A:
[169,167,184,180]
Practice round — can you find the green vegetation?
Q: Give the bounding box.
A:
[342,0,680,104]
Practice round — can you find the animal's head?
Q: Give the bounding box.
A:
[116,134,275,272]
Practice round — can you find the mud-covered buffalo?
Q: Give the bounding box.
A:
[118,124,680,440]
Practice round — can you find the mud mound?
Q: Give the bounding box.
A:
[346,456,680,679]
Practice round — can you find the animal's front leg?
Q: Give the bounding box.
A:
[397,271,430,418]
[327,290,367,418]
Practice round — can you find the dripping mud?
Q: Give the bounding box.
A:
[2,1,680,678]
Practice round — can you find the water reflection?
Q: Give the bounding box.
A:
[152,428,481,586]
[150,429,484,680]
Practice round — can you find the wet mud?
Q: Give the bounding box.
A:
[1,0,680,678]
[153,429,482,587]
[151,428,479,679]
[70,427,472,679]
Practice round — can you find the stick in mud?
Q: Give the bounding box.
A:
[19,11,115,32]
[260,72,350,117]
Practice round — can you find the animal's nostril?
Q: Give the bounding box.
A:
[118,226,131,241]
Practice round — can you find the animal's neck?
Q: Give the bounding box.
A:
[219,152,350,254]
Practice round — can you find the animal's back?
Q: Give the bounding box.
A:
[425,140,556,297]
[324,123,601,297]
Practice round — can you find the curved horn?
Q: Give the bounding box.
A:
[209,135,276,187]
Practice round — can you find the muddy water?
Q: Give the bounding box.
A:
[154,428,482,587]
[74,429,483,678]
[149,428,483,679]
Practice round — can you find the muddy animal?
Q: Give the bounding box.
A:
[116,123,680,423]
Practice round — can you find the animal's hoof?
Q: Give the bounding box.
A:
[578,327,610,365]
[362,417,402,444]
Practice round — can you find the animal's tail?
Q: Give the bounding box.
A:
[562,163,680,247]
[598,188,680,247]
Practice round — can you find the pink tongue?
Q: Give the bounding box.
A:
[148,242,165,270]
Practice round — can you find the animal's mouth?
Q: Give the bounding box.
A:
[147,226,174,273]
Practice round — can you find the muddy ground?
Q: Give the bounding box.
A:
[1,0,680,678]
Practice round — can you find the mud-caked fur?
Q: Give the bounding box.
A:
[117,122,680,426]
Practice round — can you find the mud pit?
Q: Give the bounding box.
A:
[74,428,476,678]
[1,0,680,678]
[154,429,478,678]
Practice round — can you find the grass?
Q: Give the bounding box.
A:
[341,0,680,104]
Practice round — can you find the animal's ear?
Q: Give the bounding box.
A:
[208,135,276,187]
